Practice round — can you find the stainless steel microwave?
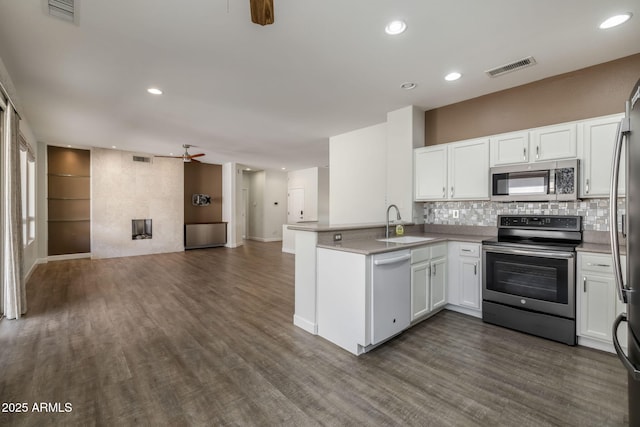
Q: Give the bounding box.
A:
[490,159,579,202]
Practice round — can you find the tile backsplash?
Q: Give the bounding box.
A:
[423,199,625,231]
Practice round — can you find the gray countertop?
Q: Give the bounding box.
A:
[316,232,490,255]
[576,242,626,255]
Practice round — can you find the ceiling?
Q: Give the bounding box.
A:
[0,1,638,171]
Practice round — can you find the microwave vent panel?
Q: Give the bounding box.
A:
[485,56,537,78]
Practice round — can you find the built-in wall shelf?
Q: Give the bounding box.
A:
[47,146,91,256]
[47,173,90,178]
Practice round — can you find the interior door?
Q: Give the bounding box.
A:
[288,188,304,223]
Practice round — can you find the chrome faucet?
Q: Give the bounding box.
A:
[386,204,402,239]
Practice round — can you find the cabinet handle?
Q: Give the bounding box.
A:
[474,262,477,275]
[583,276,587,293]
[450,186,454,198]
[536,145,540,160]
[442,187,446,198]
[523,147,527,160]
[433,264,437,276]
[586,262,611,268]
[585,179,589,194]
[461,248,472,252]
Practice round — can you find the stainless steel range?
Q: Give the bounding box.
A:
[482,215,582,345]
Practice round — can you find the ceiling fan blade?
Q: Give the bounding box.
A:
[250,0,274,26]
[188,153,205,158]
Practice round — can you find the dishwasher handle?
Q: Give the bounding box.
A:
[373,253,411,266]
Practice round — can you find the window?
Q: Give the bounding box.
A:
[19,134,35,247]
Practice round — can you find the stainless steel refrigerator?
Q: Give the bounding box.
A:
[610,77,640,426]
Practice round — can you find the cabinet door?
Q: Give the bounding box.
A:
[448,138,489,200]
[430,257,447,311]
[530,123,577,161]
[580,114,625,197]
[414,146,447,201]
[490,131,529,166]
[411,261,430,320]
[579,274,616,341]
[459,258,480,309]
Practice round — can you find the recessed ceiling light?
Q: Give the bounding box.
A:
[281,167,286,170]
[400,82,417,90]
[445,72,462,81]
[147,87,163,95]
[169,153,174,156]
[111,145,116,149]
[385,20,407,35]
[245,168,252,171]
[599,13,632,29]
[67,145,71,148]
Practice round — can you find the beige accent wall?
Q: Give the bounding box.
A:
[91,149,184,258]
[425,53,640,145]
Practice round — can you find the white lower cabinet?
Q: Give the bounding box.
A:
[410,243,447,322]
[447,242,482,317]
[577,252,627,353]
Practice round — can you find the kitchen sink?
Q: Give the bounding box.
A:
[376,236,436,244]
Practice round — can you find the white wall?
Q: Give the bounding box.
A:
[386,105,424,222]
[264,170,288,239]
[329,122,387,225]
[91,148,184,258]
[247,169,287,241]
[248,171,265,239]
[317,167,329,223]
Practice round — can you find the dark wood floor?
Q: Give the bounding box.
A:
[0,241,629,426]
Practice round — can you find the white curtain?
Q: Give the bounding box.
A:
[1,102,26,319]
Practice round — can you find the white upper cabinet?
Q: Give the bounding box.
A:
[415,145,448,201]
[490,131,530,166]
[530,123,577,161]
[448,138,490,200]
[578,113,625,198]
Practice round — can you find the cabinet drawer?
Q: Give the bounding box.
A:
[411,247,430,264]
[459,243,480,258]
[430,243,447,259]
[580,253,614,274]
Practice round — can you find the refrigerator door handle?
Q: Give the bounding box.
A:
[610,116,629,303]
[613,313,640,381]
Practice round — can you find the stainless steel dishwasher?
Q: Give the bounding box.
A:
[370,249,411,345]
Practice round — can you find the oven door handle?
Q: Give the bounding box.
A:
[482,245,575,259]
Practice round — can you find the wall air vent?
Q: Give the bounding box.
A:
[48,0,75,23]
[132,156,152,163]
[485,56,537,78]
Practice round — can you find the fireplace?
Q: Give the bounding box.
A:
[132,219,152,240]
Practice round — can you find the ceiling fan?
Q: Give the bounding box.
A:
[250,0,274,26]
[156,144,205,163]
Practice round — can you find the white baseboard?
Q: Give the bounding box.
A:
[246,237,283,243]
[445,304,483,319]
[47,253,91,262]
[293,315,317,335]
[577,336,619,354]
[282,248,295,254]
[24,258,47,283]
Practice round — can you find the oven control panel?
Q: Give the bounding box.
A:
[498,215,581,231]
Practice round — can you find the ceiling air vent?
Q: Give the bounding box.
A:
[132,155,152,163]
[48,0,75,23]
[485,56,537,78]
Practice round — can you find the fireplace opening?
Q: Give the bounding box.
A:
[132,219,152,240]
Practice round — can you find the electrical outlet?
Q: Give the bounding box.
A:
[333,233,342,242]
[452,210,459,219]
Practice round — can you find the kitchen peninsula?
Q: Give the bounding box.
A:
[289,222,495,355]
